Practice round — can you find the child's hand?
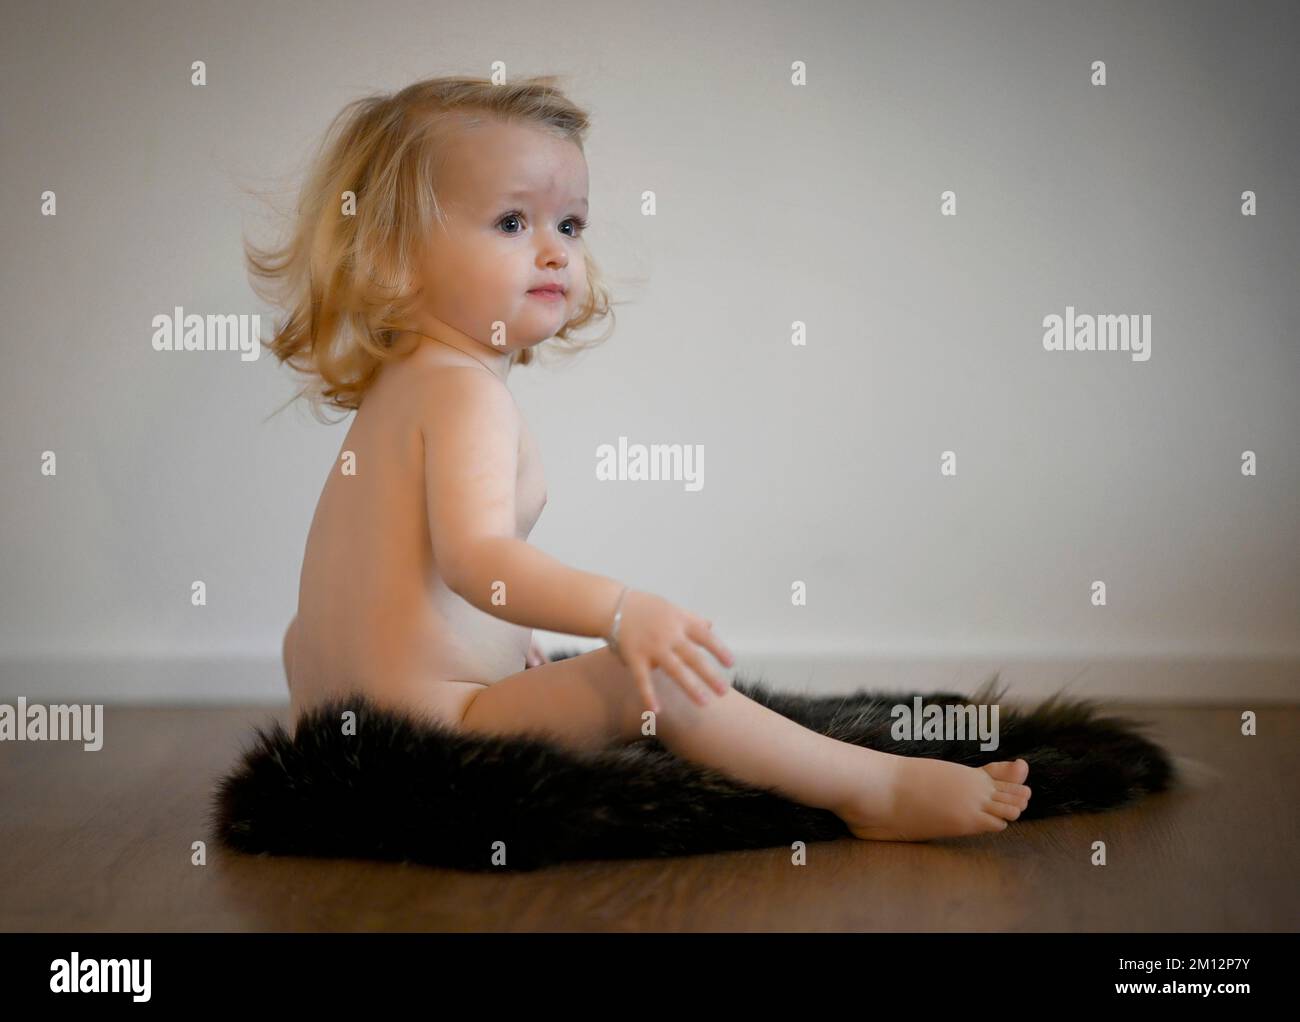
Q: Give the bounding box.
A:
[610,590,735,713]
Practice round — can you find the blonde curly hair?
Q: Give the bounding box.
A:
[245,73,615,423]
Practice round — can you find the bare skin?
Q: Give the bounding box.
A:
[283,343,546,727]
[284,115,1032,841]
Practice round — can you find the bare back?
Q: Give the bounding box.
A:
[284,344,547,723]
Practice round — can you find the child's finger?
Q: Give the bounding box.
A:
[631,659,658,715]
[660,652,710,707]
[678,641,731,695]
[690,621,734,668]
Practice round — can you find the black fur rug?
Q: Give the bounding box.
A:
[211,648,1177,871]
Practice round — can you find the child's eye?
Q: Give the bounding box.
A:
[497,211,588,237]
[560,216,588,238]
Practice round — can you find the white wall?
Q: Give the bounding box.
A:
[2,0,1296,703]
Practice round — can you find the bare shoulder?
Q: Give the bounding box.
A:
[371,349,517,427]
[407,360,520,435]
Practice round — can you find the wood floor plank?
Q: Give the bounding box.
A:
[0,704,1294,931]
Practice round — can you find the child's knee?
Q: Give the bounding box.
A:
[281,616,298,679]
[600,647,713,738]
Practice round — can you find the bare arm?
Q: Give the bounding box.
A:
[420,367,625,638]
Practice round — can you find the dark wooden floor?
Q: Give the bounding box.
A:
[1,703,1295,931]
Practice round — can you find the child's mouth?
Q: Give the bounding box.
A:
[527,289,565,302]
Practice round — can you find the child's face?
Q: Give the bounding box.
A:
[418,117,590,357]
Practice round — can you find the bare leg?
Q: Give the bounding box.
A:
[464,646,866,812]
[459,646,1032,840]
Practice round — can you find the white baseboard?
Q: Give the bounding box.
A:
[726,653,1299,704]
[0,651,1296,704]
[0,655,293,705]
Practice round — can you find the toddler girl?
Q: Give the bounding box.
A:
[247,74,1031,841]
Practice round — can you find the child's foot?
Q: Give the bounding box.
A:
[839,751,1031,841]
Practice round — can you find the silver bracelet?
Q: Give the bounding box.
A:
[605,585,629,658]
